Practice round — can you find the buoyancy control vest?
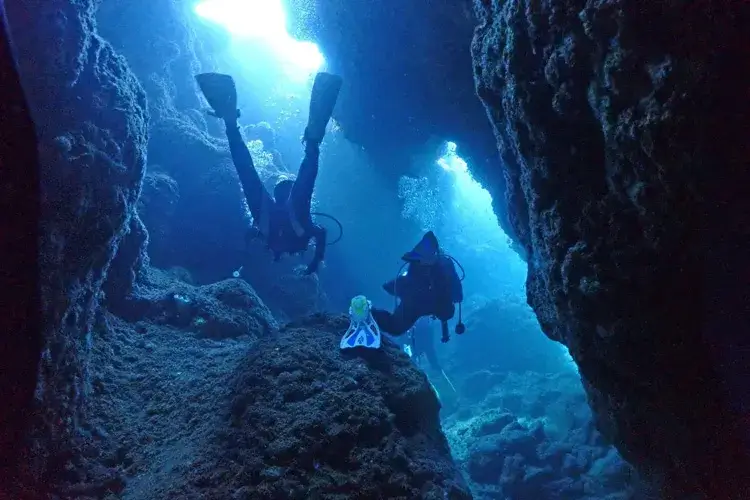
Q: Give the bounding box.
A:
[256,198,310,260]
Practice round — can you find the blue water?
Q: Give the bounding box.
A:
[124,1,648,497]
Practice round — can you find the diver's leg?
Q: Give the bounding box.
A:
[289,141,319,220]
[372,303,420,336]
[195,72,273,225]
[225,120,273,225]
[287,72,342,222]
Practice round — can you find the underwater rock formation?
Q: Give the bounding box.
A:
[135,169,180,262]
[110,268,278,337]
[4,0,148,492]
[444,372,646,499]
[79,285,470,499]
[237,250,329,321]
[472,0,750,496]
[73,268,277,499]
[0,0,42,488]
[96,0,208,122]
[200,315,472,499]
[103,214,150,311]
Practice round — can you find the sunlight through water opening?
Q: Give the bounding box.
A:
[194,0,324,77]
[436,141,516,258]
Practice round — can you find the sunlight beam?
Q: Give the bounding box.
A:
[194,0,324,74]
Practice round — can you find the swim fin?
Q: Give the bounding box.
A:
[402,231,440,264]
[340,295,381,350]
[195,73,239,120]
[304,72,342,144]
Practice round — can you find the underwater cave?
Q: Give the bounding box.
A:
[1,0,749,499]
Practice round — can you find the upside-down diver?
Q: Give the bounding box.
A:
[195,71,342,274]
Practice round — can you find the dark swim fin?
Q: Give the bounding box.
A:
[304,72,342,144]
[402,231,440,264]
[195,73,239,120]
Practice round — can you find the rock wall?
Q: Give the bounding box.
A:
[4,0,149,493]
[472,0,750,497]
[0,0,43,486]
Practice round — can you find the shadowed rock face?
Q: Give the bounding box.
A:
[4,0,148,493]
[471,0,750,496]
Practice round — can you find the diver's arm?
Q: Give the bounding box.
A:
[225,119,273,220]
[305,224,327,274]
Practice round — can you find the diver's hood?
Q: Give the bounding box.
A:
[402,231,440,265]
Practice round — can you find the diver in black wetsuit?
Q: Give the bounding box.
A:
[371,231,466,342]
[195,72,342,274]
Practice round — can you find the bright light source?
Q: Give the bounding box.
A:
[194,0,324,74]
[194,0,285,39]
[436,141,468,173]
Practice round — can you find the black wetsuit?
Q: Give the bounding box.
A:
[372,254,462,336]
[225,119,326,271]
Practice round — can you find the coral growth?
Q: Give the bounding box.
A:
[71,271,468,499]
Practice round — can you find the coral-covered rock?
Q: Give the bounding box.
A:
[104,213,150,310]
[238,245,328,321]
[137,169,180,261]
[444,372,648,499]
[96,0,208,121]
[113,267,277,338]
[82,309,471,499]
[471,1,750,495]
[5,0,148,493]
[56,267,276,497]
[182,315,472,499]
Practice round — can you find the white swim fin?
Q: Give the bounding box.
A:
[340,295,382,350]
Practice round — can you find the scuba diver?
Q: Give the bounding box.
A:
[371,231,466,342]
[194,71,343,274]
